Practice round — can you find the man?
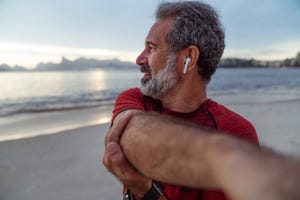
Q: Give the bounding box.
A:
[103,1,259,200]
[106,112,300,200]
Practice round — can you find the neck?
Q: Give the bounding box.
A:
[161,76,207,113]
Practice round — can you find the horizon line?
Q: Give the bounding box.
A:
[0,42,299,69]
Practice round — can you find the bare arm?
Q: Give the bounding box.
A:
[103,110,152,199]
[103,110,166,200]
[120,112,300,200]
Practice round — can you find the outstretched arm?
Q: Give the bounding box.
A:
[120,112,300,200]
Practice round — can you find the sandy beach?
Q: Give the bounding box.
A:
[0,93,300,200]
[0,123,122,200]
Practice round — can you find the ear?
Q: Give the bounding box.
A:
[178,45,200,75]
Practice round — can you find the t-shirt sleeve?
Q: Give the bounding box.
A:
[207,101,259,145]
[218,111,259,144]
[111,88,145,122]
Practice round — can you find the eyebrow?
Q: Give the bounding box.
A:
[146,41,158,48]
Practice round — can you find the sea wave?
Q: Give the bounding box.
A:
[2,85,299,117]
[0,90,119,117]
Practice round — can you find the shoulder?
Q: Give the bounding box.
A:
[205,99,259,144]
[117,88,143,99]
[113,88,145,120]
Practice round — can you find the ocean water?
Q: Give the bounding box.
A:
[0,69,139,116]
[1,68,300,117]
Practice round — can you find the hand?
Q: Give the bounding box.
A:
[102,110,152,199]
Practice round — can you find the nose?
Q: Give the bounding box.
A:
[136,50,148,66]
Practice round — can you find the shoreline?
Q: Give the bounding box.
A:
[1,89,299,142]
[1,93,300,155]
[0,105,114,142]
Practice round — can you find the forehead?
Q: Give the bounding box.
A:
[145,18,174,45]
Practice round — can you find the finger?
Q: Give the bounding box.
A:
[107,141,139,177]
[107,141,123,164]
[102,146,113,169]
[104,142,152,191]
[103,142,129,179]
[110,112,133,140]
[105,110,137,144]
[103,146,124,177]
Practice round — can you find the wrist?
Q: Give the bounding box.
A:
[140,181,164,200]
[129,180,152,200]
[124,181,164,200]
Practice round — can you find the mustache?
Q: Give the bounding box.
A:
[140,65,152,74]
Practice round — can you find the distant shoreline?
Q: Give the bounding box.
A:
[1,66,300,73]
[1,65,300,72]
[1,55,300,71]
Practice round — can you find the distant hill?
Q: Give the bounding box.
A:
[0,57,136,72]
[35,57,135,71]
[0,64,27,72]
[219,52,300,68]
[1,52,299,72]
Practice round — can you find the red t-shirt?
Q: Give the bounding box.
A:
[112,88,259,200]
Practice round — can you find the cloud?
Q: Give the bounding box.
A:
[1,0,299,66]
[0,42,116,56]
[224,39,300,60]
[0,42,139,68]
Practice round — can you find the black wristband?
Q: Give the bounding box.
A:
[141,182,164,200]
[123,189,136,200]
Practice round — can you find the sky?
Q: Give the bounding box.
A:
[0,0,300,68]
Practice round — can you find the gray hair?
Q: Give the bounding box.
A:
[156,1,225,81]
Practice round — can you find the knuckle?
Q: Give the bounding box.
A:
[102,156,107,166]
[102,153,110,167]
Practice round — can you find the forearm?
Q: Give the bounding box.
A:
[120,112,300,200]
[211,137,300,200]
[120,112,221,189]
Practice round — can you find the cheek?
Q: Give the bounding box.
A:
[149,54,167,74]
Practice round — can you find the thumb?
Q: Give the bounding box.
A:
[107,141,124,164]
[107,141,139,177]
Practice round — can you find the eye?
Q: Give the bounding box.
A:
[146,42,157,53]
[148,44,156,52]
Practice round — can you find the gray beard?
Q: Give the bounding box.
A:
[141,53,178,99]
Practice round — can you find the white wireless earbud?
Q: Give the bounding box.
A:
[183,57,191,74]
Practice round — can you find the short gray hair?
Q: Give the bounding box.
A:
[156,1,225,81]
